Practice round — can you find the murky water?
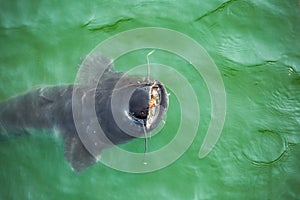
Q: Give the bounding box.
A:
[0,0,299,199]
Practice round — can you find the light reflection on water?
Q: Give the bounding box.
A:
[0,0,300,199]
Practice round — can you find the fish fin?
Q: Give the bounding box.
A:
[62,131,99,172]
[77,53,114,85]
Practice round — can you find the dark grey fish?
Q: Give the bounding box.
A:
[0,55,169,172]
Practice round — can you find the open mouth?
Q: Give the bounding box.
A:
[146,82,161,129]
[128,80,163,130]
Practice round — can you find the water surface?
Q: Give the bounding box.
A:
[0,0,299,199]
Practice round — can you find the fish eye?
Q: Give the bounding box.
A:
[135,109,148,119]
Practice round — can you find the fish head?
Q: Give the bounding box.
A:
[128,80,168,132]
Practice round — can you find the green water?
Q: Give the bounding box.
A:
[1,0,300,199]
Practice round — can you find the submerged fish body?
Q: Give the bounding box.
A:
[0,55,169,172]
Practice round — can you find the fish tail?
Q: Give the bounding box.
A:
[0,87,58,139]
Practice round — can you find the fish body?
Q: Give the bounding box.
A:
[0,55,168,172]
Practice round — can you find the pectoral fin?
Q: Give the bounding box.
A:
[62,131,99,172]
